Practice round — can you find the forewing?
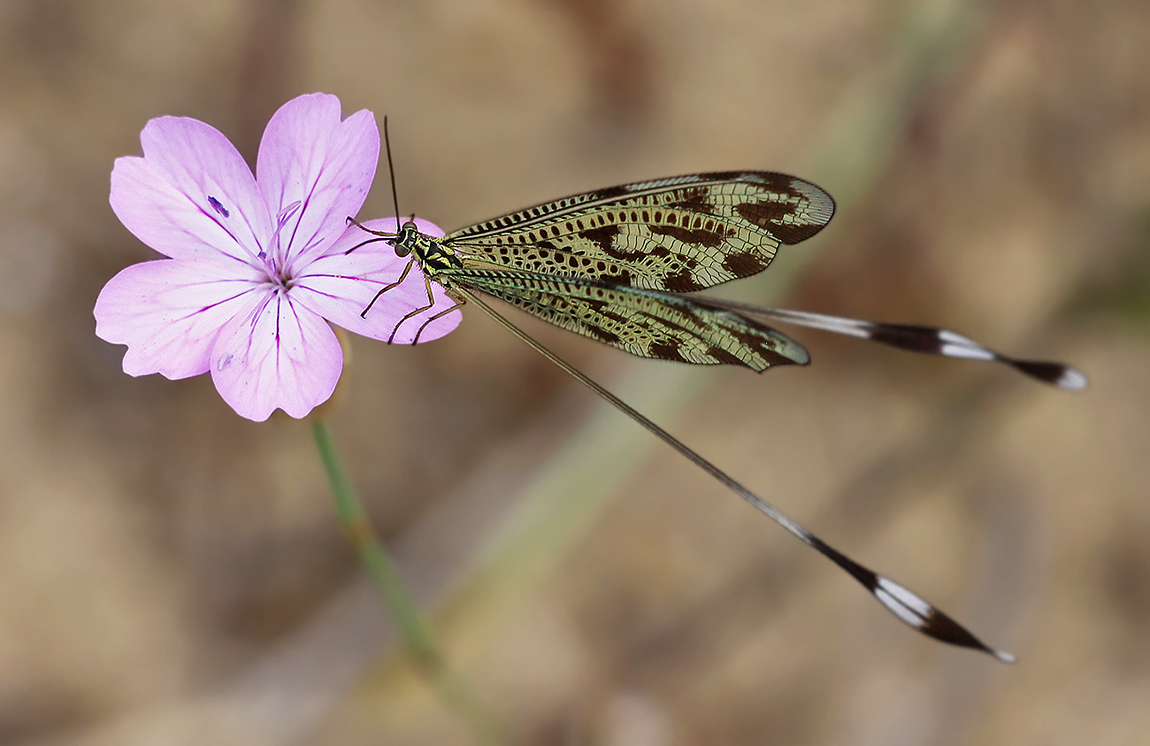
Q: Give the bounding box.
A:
[444,268,809,371]
[444,172,834,292]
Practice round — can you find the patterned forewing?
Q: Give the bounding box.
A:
[445,172,834,292]
[444,269,810,371]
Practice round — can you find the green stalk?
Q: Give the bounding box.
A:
[311,420,509,746]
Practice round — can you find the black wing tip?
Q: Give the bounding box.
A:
[1013,360,1088,392]
[760,507,1016,662]
[870,575,1016,663]
[863,323,1087,392]
[917,608,1018,663]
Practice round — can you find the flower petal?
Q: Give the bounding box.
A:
[94,258,265,379]
[111,116,274,264]
[210,292,343,421]
[292,218,462,344]
[256,93,380,270]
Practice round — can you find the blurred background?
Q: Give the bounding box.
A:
[1,0,1148,744]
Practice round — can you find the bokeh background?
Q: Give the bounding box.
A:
[2,0,1148,744]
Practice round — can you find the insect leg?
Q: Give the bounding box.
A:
[384,270,440,345]
[362,257,415,319]
[345,216,398,238]
[343,218,400,256]
[411,294,466,345]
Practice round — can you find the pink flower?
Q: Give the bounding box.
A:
[95,93,460,421]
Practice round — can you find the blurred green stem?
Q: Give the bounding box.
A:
[311,420,509,746]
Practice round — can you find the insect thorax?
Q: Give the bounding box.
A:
[395,222,463,279]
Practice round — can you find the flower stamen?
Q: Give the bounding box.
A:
[208,196,230,218]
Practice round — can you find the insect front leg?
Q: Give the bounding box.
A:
[344,216,396,239]
[343,217,400,256]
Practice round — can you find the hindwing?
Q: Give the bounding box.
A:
[441,268,810,371]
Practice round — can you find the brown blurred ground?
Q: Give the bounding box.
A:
[1,0,1148,744]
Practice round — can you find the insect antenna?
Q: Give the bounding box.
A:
[344,117,405,249]
[383,115,403,226]
[347,118,460,332]
[456,286,1017,663]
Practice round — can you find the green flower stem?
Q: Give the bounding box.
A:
[311,420,508,746]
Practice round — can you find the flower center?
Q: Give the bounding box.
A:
[257,200,305,289]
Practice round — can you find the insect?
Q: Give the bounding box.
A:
[349,130,1085,663]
